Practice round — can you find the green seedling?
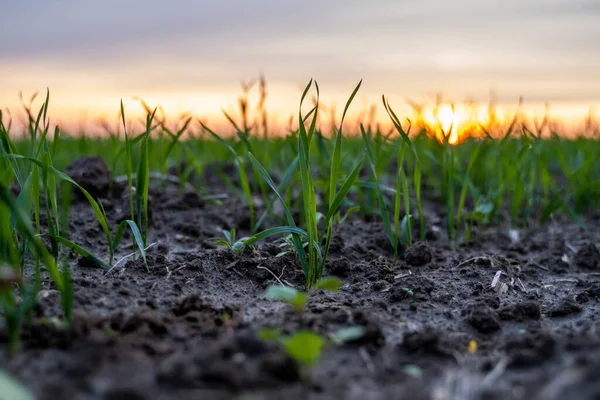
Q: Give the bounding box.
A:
[275,234,309,258]
[250,80,364,288]
[212,228,240,252]
[258,325,366,367]
[119,101,157,250]
[258,329,325,367]
[264,285,308,312]
[384,97,425,243]
[361,125,412,259]
[2,82,600,369]
[280,331,325,367]
[159,115,193,175]
[2,155,148,271]
[264,275,342,312]
[214,226,320,258]
[0,184,65,351]
[402,364,424,379]
[135,107,154,247]
[328,326,367,345]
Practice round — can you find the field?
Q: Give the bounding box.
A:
[1,82,600,400]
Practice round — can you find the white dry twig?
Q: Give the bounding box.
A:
[257,265,291,287]
[104,242,157,276]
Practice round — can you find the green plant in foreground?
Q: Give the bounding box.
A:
[249,80,364,288]
[263,275,343,312]
[0,370,33,400]
[275,233,308,258]
[0,184,66,351]
[121,101,155,248]
[3,153,148,271]
[361,95,426,259]
[258,329,326,367]
[260,278,365,367]
[258,326,366,367]
[0,95,151,351]
[0,95,73,351]
[212,228,245,253]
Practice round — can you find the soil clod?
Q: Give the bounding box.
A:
[65,156,111,200]
[573,242,600,270]
[403,241,433,266]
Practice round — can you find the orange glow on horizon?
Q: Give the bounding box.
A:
[419,104,529,144]
[421,104,483,144]
[1,85,598,139]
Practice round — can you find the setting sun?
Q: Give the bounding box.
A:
[421,104,495,144]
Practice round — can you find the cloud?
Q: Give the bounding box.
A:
[1,0,598,121]
[3,0,599,60]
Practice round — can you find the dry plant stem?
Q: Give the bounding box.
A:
[104,242,157,276]
[256,265,291,287]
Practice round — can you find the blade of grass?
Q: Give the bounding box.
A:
[43,235,110,269]
[360,124,395,252]
[201,121,256,233]
[248,152,309,275]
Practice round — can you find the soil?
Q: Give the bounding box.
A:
[2,156,600,400]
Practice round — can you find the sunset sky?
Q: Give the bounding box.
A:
[1,0,599,133]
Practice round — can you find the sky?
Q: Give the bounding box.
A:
[1,0,599,133]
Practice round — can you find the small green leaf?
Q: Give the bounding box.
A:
[400,214,413,246]
[39,316,66,329]
[213,239,231,247]
[123,220,148,271]
[339,205,361,223]
[264,285,307,312]
[45,235,110,269]
[61,263,73,325]
[315,276,342,292]
[474,202,494,215]
[230,242,246,253]
[257,328,281,341]
[280,331,325,366]
[329,326,366,345]
[223,228,235,244]
[0,371,34,400]
[402,364,423,379]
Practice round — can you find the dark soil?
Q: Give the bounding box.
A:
[2,157,600,400]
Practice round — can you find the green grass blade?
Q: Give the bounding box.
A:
[255,155,299,230]
[247,152,309,274]
[162,116,192,167]
[413,166,425,240]
[3,155,112,242]
[0,184,63,291]
[247,153,297,228]
[60,262,73,324]
[400,168,411,246]
[324,153,364,224]
[329,80,362,209]
[264,285,307,312]
[457,144,483,223]
[45,235,110,269]
[112,220,149,270]
[241,226,310,246]
[202,122,255,232]
[360,124,394,250]
[382,96,418,160]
